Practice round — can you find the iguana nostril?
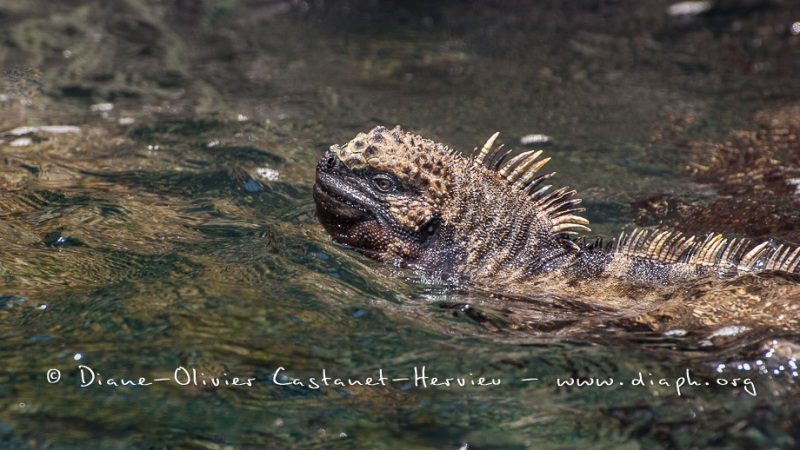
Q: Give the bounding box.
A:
[325,154,338,170]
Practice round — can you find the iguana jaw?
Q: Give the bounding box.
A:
[314,150,381,246]
[314,147,435,263]
[314,150,361,211]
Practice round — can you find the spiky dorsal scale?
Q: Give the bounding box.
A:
[777,246,800,272]
[471,132,591,237]
[499,150,541,179]
[614,228,800,275]
[473,131,500,165]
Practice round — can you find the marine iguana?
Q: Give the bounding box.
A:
[314,125,800,287]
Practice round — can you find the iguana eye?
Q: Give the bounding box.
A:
[371,174,396,193]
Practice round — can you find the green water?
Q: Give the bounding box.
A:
[1,1,798,448]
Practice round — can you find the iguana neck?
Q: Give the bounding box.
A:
[419,164,579,279]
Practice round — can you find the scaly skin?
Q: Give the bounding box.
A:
[314,126,800,332]
[314,126,800,284]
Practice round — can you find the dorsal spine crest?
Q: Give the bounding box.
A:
[613,228,800,275]
[472,132,592,237]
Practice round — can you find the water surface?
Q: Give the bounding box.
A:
[1,0,799,448]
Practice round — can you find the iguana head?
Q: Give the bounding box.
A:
[313,126,457,264]
[314,125,591,276]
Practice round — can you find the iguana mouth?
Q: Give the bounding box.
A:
[314,156,371,222]
[314,153,401,254]
[313,178,368,222]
